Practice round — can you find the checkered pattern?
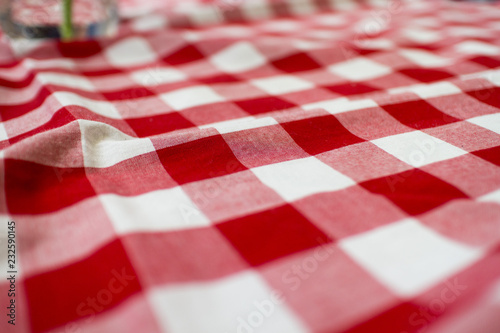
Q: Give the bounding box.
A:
[1,0,500,332]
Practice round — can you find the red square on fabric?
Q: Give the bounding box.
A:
[470,56,500,69]
[467,87,500,109]
[381,100,460,130]
[360,169,468,216]
[271,53,322,73]
[17,197,116,277]
[101,87,156,102]
[5,159,95,214]
[421,154,500,198]
[86,151,177,196]
[423,121,500,153]
[1,86,51,121]
[364,71,418,90]
[318,142,412,183]
[80,68,123,76]
[260,246,397,333]
[276,86,334,106]
[334,107,413,141]
[113,95,173,119]
[235,96,296,115]
[294,187,408,239]
[126,112,195,137]
[217,204,331,266]
[182,170,285,223]
[9,108,76,144]
[473,145,500,167]
[25,239,142,333]
[180,102,249,126]
[420,200,500,248]
[423,89,500,120]
[156,134,247,185]
[399,68,454,83]
[222,125,309,168]
[343,302,424,333]
[281,114,365,155]
[162,44,205,65]
[196,73,239,84]
[122,228,249,287]
[323,83,379,96]
[67,294,162,333]
[57,40,103,58]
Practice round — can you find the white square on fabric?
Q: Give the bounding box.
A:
[403,28,442,44]
[399,49,451,68]
[404,82,462,99]
[190,6,224,26]
[250,75,314,95]
[355,38,394,50]
[467,113,500,135]
[241,0,273,20]
[101,187,210,234]
[199,116,278,134]
[303,97,377,114]
[316,13,346,26]
[105,37,157,67]
[287,0,317,16]
[160,86,225,110]
[131,67,187,86]
[54,92,121,119]
[332,0,358,10]
[478,189,500,204]
[132,14,168,31]
[149,271,308,333]
[448,27,492,39]
[36,72,95,91]
[339,219,482,297]
[484,69,500,86]
[261,20,302,33]
[455,41,500,56]
[210,41,267,73]
[328,57,391,81]
[251,157,355,202]
[0,123,8,142]
[79,120,156,168]
[371,130,467,167]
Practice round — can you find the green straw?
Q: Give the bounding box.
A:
[60,0,73,40]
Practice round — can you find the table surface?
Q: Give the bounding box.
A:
[1,0,500,332]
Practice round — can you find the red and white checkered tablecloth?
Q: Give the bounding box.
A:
[1,0,500,332]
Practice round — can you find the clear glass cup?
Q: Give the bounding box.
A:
[0,0,118,40]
